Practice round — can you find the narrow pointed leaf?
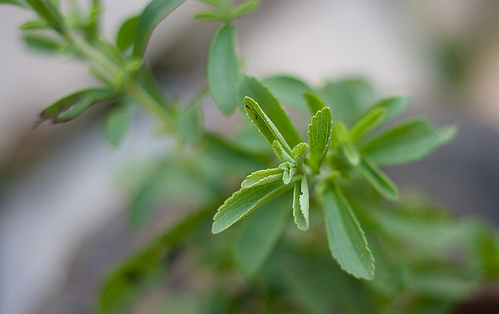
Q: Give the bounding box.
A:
[241,167,283,189]
[231,1,259,20]
[262,75,313,111]
[240,75,302,147]
[244,97,292,154]
[208,25,240,115]
[322,185,374,279]
[357,158,397,200]
[304,92,326,116]
[39,88,118,124]
[356,95,410,127]
[212,176,286,233]
[104,102,132,148]
[133,0,187,57]
[234,190,291,277]
[361,118,457,165]
[293,177,309,230]
[272,140,294,163]
[26,0,65,33]
[349,108,386,142]
[307,107,333,172]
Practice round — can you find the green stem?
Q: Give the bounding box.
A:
[65,32,124,80]
[126,81,176,132]
[65,31,176,132]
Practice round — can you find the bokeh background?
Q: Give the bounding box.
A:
[1,0,499,313]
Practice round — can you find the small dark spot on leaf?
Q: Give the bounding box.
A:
[255,114,258,120]
[245,104,250,109]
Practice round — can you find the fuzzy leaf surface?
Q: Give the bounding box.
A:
[104,102,131,148]
[240,75,302,147]
[212,176,286,233]
[322,185,374,279]
[293,176,309,230]
[307,107,333,172]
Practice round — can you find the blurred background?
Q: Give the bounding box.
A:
[1,0,499,313]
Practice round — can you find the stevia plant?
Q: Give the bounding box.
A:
[2,0,499,313]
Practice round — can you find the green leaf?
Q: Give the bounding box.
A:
[349,107,385,142]
[212,176,287,234]
[304,92,326,116]
[133,0,187,57]
[293,176,309,230]
[19,20,49,31]
[336,122,360,165]
[207,25,240,115]
[262,75,313,111]
[38,88,118,124]
[104,101,132,148]
[177,98,204,144]
[244,97,292,155]
[280,162,296,185]
[307,107,333,173]
[231,1,259,20]
[356,95,410,127]
[321,185,374,279]
[241,167,283,189]
[292,142,309,168]
[234,190,291,277]
[26,0,65,33]
[240,75,302,147]
[22,33,63,54]
[193,10,227,22]
[1,0,26,7]
[116,15,140,51]
[272,140,294,163]
[361,118,457,165]
[357,158,397,200]
[98,207,212,314]
[320,78,375,124]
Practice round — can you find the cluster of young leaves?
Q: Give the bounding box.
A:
[6,1,499,314]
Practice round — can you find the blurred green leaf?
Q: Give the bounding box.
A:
[361,118,457,165]
[293,176,309,230]
[133,0,187,57]
[22,33,64,53]
[354,95,409,130]
[240,75,302,147]
[231,1,259,20]
[116,15,140,51]
[194,10,227,22]
[307,107,333,173]
[19,20,49,30]
[263,75,313,111]
[104,101,132,148]
[208,25,240,115]
[357,157,397,200]
[234,190,291,277]
[321,185,374,279]
[336,122,360,166]
[26,0,65,33]
[38,88,118,124]
[304,92,326,116]
[320,78,375,124]
[98,207,213,314]
[177,98,204,144]
[212,175,287,233]
[349,107,385,142]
